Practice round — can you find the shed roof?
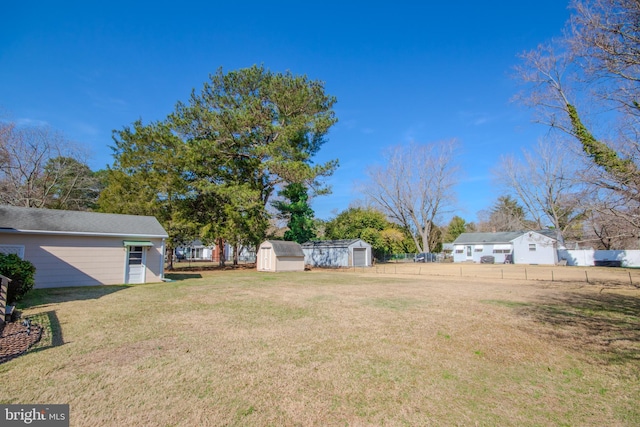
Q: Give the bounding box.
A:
[0,205,168,238]
[263,240,304,257]
[453,230,557,245]
[301,239,365,248]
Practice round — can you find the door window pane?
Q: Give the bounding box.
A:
[129,247,144,265]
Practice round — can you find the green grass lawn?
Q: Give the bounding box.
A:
[2,270,639,426]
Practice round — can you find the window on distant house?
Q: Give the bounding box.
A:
[529,244,536,251]
[492,244,511,254]
[191,248,203,259]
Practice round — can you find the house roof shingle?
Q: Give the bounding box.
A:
[452,232,523,245]
[0,205,168,238]
[452,230,558,245]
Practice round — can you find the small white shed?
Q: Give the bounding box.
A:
[301,239,372,268]
[257,240,305,272]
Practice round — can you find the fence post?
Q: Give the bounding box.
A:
[0,274,10,326]
[525,268,528,280]
[585,271,589,283]
[629,271,633,285]
[551,270,554,282]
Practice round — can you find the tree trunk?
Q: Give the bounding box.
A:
[166,244,174,271]
[217,238,226,267]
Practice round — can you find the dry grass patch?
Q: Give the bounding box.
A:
[373,261,640,286]
[1,270,638,426]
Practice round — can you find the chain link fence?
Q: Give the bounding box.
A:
[378,253,451,263]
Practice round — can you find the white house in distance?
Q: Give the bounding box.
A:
[301,239,372,268]
[0,205,168,287]
[257,240,305,272]
[174,240,256,264]
[452,231,558,265]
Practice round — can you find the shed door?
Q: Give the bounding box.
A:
[353,248,367,267]
[262,247,272,271]
[125,246,147,284]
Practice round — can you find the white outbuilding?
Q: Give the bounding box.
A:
[301,239,372,268]
[0,205,168,287]
[256,240,305,272]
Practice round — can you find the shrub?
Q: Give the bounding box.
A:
[0,253,36,305]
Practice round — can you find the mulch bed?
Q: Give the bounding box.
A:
[0,320,42,364]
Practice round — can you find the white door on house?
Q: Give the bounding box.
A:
[125,245,146,284]
[466,246,473,260]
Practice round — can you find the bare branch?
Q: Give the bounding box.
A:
[516,0,640,232]
[0,120,95,209]
[359,140,458,252]
[495,138,588,244]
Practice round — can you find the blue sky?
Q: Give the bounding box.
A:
[1,1,571,222]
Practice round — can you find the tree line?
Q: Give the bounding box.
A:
[3,0,639,259]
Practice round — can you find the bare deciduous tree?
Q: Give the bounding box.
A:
[583,207,640,249]
[360,140,458,253]
[496,139,587,244]
[0,120,96,209]
[569,0,640,117]
[516,0,640,233]
[575,150,640,246]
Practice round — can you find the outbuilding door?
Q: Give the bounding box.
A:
[125,245,147,284]
[262,247,272,271]
[353,248,367,267]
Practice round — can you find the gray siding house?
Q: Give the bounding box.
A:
[302,239,372,268]
[0,206,168,287]
[257,240,305,272]
[452,231,558,265]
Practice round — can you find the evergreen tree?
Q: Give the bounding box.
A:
[272,183,316,244]
[100,66,338,263]
[444,216,468,242]
[488,195,527,231]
